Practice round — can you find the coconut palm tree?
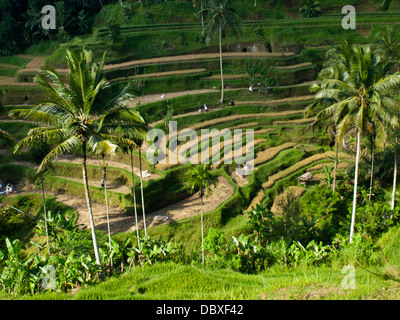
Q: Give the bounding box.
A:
[376,25,400,65]
[128,146,140,244]
[94,140,118,257]
[306,40,354,193]
[375,26,400,209]
[135,137,147,236]
[391,135,399,210]
[186,164,217,265]
[119,136,146,243]
[12,48,146,280]
[314,45,400,243]
[27,142,51,255]
[199,0,242,103]
[193,0,205,30]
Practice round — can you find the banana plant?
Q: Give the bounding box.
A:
[0,238,42,295]
[104,237,132,274]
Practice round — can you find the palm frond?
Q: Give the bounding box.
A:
[38,136,80,171]
[0,128,14,142]
[14,127,67,155]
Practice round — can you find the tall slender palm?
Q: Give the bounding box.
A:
[29,143,51,255]
[135,137,147,236]
[314,45,400,243]
[376,26,400,209]
[119,136,146,242]
[129,147,140,244]
[12,49,146,280]
[306,40,354,193]
[94,140,118,256]
[392,136,398,210]
[186,164,217,265]
[193,0,205,30]
[199,0,242,103]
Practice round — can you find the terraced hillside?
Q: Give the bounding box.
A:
[0,47,330,236]
[2,6,391,246]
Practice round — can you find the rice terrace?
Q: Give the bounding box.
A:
[1,0,400,307]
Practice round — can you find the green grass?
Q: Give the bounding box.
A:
[21,226,400,300]
[22,260,400,300]
[0,68,18,77]
[0,56,31,69]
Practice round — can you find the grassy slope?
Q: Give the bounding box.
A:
[17,226,400,300]
[20,260,400,300]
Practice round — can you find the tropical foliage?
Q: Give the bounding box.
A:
[199,0,243,103]
[2,0,400,300]
[11,48,147,279]
[299,0,322,18]
[307,41,400,242]
[186,164,217,264]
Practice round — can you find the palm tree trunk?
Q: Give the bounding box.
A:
[41,170,50,255]
[201,0,204,31]
[369,138,374,201]
[139,149,147,236]
[350,129,361,244]
[82,139,105,281]
[104,181,113,270]
[102,155,112,260]
[219,19,224,104]
[130,149,140,245]
[200,191,204,266]
[333,139,338,193]
[391,137,398,211]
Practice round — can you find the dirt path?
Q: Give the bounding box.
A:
[103,52,295,71]
[61,175,234,234]
[0,76,38,87]
[54,176,132,194]
[11,52,295,76]
[147,92,313,127]
[110,68,207,83]
[146,176,234,229]
[128,88,218,108]
[149,103,225,127]
[2,148,234,234]
[54,154,160,181]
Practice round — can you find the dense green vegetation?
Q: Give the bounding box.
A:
[1,0,400,301]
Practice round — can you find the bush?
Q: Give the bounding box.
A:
[204,228,226,259]
[127,236,179,268]
[354,191,400,239]
[299,1,322,18]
